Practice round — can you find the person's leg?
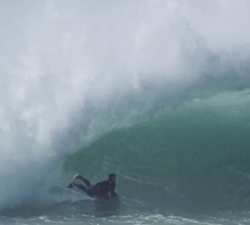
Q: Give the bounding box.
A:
[68,183,88,192]
[74,174,92,187]
[82,178,91,187]
[75,183,88,192]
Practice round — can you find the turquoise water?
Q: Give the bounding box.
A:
[64,89,250,213]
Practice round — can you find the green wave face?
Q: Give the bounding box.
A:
[64,90,250,213]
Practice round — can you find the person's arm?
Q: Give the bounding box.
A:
[110,183,118,198]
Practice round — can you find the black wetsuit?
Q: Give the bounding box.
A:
[73,178,117,198]
[94,180,117,197]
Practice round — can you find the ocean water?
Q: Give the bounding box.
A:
[1,0,250,224]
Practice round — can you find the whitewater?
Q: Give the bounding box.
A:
[1,0,250,224]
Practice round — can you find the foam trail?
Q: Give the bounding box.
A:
[0,0,250,211]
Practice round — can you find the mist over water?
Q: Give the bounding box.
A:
[0,0,250,218]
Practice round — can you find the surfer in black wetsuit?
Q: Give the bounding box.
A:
[67,173,119,198]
